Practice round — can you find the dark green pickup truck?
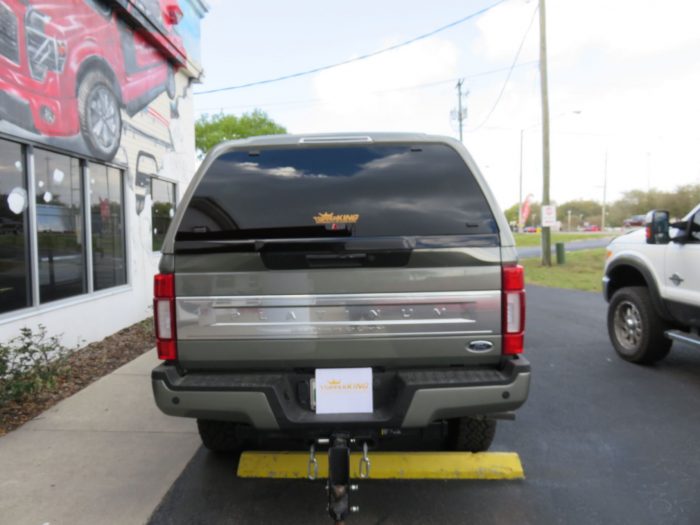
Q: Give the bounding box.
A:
[151,132,530,454]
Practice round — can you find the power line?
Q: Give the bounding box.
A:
[194,61,539,114]
[194,0,509,96]
[467,4,539,132]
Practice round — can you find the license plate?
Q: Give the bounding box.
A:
[314,368,373,414]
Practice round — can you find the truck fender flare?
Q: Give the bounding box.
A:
[606,256,672,321]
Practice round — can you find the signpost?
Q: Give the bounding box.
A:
[541,205,557,228]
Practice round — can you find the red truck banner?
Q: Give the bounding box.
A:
[520,194,533,229]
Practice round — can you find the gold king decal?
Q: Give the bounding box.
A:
[313,211,360,224]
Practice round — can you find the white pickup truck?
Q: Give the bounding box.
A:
[603,204,700,363]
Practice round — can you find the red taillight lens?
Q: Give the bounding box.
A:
[502,265,525,355]
[154,272,175,298]
[154,273,177,360]
[503,265,525,291]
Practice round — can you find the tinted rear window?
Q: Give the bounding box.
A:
[177,143,497,239]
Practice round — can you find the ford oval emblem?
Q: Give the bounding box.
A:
[467,340,493,353]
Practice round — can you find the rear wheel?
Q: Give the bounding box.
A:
[447,417,497,452]
[607,286,672,364]
[197,419,252,452]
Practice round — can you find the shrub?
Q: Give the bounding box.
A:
[0,326,70,405]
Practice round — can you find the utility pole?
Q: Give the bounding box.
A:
[602,150,608,231]
[539,0,552,266]
[646,151,651,191]
[567,209,572,232]
[454,79,468,142]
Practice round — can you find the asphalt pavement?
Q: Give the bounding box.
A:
[148,286,700,525]
[517,237,613,258]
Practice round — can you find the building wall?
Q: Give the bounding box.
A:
[0,0,207,347]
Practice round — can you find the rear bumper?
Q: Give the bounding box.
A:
[151,357,531,430]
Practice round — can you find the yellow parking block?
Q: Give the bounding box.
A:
[237,451,524,480]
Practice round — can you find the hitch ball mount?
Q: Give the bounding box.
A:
[307,434,370,523]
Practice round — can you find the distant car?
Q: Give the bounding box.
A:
[583,225,601,232]
[523,226,537,233]
[623,215,646,228]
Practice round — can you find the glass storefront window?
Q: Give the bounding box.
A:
[35,149,86,303]
[0,143,131,315]
[151,178,176,251]
[89,163,126,290]
[0,139,31,314]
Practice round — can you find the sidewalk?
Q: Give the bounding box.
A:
[0,350,200,525]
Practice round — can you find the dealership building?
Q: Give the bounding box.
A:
[0,0,208,347]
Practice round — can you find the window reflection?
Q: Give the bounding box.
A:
[35,149,85,303]
[89,163,126,290]
[0,139,30,313]
[178,145,497,239]
[151,178,176,251]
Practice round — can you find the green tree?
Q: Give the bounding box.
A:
[504,183,700,230]
[557,200,602,229]
[504,201,542,227]
[503,203,519,225]
[195,109,287,155]
[606,184,700,226]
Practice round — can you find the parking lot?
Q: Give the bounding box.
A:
[149,286,700,525]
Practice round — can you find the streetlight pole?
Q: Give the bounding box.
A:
[539,0,552,266]
[518,129,524,231]
[602,149,608,231]
[646,151,651,191]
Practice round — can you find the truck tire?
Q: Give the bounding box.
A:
[447,417,496,452]
[197,419,249,452]
[78,70,122,161]
[608,286,672,364]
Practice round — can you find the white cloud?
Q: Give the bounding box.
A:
[476,0,700,64]
[474,0,540,63]
[266,1,700,211]
[460,0,700,209]
[283,37,460,135]
[463,60,700,209]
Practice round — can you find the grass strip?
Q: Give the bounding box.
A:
[522,248,607,292]
[513,232,609,247]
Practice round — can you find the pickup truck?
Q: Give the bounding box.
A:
[604,204,700,363]
[150,133,531,454]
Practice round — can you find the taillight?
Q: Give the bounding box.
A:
[154,273,177,360]
[502,265,525,355]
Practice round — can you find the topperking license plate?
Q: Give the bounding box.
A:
[314,368,373,414]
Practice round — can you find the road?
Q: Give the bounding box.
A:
[149,286,700,525]
[517,237,613,259]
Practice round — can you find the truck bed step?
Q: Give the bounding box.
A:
[665,329,700,348]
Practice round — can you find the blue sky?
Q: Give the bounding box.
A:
[194,0,700,210]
